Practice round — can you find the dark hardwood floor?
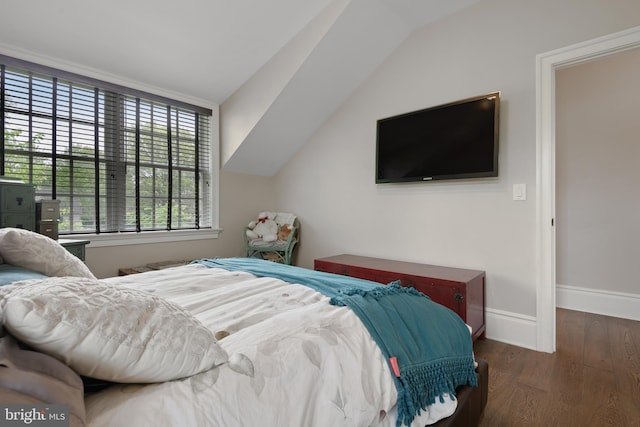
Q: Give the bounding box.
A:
[473,308,640,427]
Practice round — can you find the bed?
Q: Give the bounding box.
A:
[0,228,488,427]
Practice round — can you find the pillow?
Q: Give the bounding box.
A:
[2,277,228,383]
[0,325,85,425]
[0,228,95,279]
[0,264,48,286]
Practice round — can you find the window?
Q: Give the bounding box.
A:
[1,55,213,236]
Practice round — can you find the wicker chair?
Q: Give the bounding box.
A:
[244,213,299,265]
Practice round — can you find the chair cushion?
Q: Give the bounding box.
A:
[248,238,288,248]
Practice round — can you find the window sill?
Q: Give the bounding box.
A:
[62,228,223,248]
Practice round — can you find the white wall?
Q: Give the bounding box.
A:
[555,48,640,314]
[275,0,640,348]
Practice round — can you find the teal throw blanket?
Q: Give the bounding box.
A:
[195,258,476,427]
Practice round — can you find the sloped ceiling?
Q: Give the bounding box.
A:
[221,0,483,176]
[0,0,481,176]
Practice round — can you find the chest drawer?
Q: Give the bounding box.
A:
[1,183,35,213]
[0,181,36,231]
[64,244,85,260]
[37,200,61,221]
[1,213,36,230]
[58,239,90,262]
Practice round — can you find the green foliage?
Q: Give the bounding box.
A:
[3,123,200,233]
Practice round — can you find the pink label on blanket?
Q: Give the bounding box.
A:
[389,357,400,377]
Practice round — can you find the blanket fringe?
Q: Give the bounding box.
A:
[396,356,478,427]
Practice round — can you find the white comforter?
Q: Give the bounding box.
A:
[87,264,456,427]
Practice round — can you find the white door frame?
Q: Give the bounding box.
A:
[535,25,640,353]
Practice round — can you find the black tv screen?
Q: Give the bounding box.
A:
[376,92,500,183]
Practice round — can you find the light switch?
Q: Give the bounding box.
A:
[513,184,526,201]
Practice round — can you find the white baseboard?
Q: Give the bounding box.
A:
[556,284,640,321]
[484,308,537,351]
[482,287,640,352]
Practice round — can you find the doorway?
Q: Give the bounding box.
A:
[535,25,640,353]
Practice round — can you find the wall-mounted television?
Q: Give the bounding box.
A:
[375,92,500,183]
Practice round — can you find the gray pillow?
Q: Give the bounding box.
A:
[0,323,86,426]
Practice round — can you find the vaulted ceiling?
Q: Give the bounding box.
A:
[0,0,481,176]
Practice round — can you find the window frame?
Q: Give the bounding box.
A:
[0,53,221,246]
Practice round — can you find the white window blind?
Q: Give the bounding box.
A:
[1,55,212,235]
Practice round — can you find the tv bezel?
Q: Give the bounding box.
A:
[375,92,500,184]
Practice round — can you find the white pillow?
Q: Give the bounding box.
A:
[0,228,95,278]
[2,277,228,383]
